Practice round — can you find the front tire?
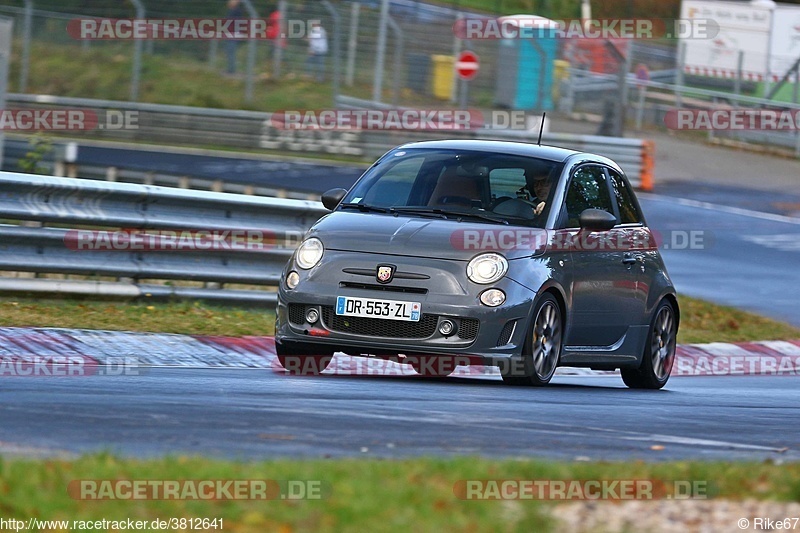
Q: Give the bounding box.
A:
[501,293,563,387]
[621,300,677,389]
[276,341,333,376]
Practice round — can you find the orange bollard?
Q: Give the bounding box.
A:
[640,140,655,191]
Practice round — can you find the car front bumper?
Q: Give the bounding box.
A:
[275,250,538,360]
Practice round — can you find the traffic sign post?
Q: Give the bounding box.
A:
[456,50,479,110]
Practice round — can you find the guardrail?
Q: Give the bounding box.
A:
[6,94,655,190]
[0,172,327,305]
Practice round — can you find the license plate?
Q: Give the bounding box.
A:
[336,296,421,322]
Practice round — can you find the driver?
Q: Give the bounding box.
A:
[526,171,552,216]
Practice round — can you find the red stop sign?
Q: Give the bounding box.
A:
[456,51,480,81]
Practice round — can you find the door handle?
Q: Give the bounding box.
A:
[622,253,637,265]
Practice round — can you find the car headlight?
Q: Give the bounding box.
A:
[295,238,324,269]
[467,253,508,284]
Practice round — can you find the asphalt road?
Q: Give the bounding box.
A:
[75,145,367,194]
[639,193,800,326]
[0,369,797,461]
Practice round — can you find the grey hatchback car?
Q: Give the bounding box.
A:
[275,140,679,389]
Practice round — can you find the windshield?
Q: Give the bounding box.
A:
[342,149,564,227]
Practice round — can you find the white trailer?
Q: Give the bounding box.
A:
[680,0,800,87]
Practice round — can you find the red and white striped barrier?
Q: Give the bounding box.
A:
[683,65,780,83]
[0,327,797,378]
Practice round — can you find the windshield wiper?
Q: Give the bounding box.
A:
[339,203,390,213]
[388,207,448,219]
[390,207,508,225]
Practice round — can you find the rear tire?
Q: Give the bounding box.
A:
[621,300,677,390]
[276,341,333,376]
[501,293,562,387]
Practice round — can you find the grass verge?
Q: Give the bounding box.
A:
[0,295,798,344]
[0,455,797,532]
[0,298,275,337]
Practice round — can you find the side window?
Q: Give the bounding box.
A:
[608,169,643,225]
[361,157,424,206]
[564,165,614,228]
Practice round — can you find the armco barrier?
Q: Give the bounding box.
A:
[0,172,327,304]
[6,94,654,191]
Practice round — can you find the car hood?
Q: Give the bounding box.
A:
[308,211,547,260]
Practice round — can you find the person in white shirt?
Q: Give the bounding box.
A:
[306,21,328,81]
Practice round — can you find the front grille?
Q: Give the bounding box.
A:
[496,320,516,346]
[339,282,428,294]
[288,304,306,325]
[321,306,438,339]
[458,318,480,341]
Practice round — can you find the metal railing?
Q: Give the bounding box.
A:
[0,172,326,305]
[5,93,655,190]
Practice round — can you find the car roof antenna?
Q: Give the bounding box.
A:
[537,113,546,146]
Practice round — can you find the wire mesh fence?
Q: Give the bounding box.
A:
[0,1,684,114]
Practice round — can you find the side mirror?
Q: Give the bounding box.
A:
[321,188,347,210]
[579,209,617,231]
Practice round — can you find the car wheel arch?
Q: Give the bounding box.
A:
[648,290,680,329]
[527,283,568,343]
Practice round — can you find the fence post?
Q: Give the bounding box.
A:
[635,84,647,130]
[19,0,32,93]
[322,1,341,105]
[734,50,743,97]
[130,0,145,101]
[387,14,403,106]
[795,65,800,158]
[0,17,12,169]
[242,0,258,104]
[675,41,686,108]
[208,40,218,69]
[345,2,359,87]
[451,12,463,103]
[272,0,286,79]
[373,0,390,103]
